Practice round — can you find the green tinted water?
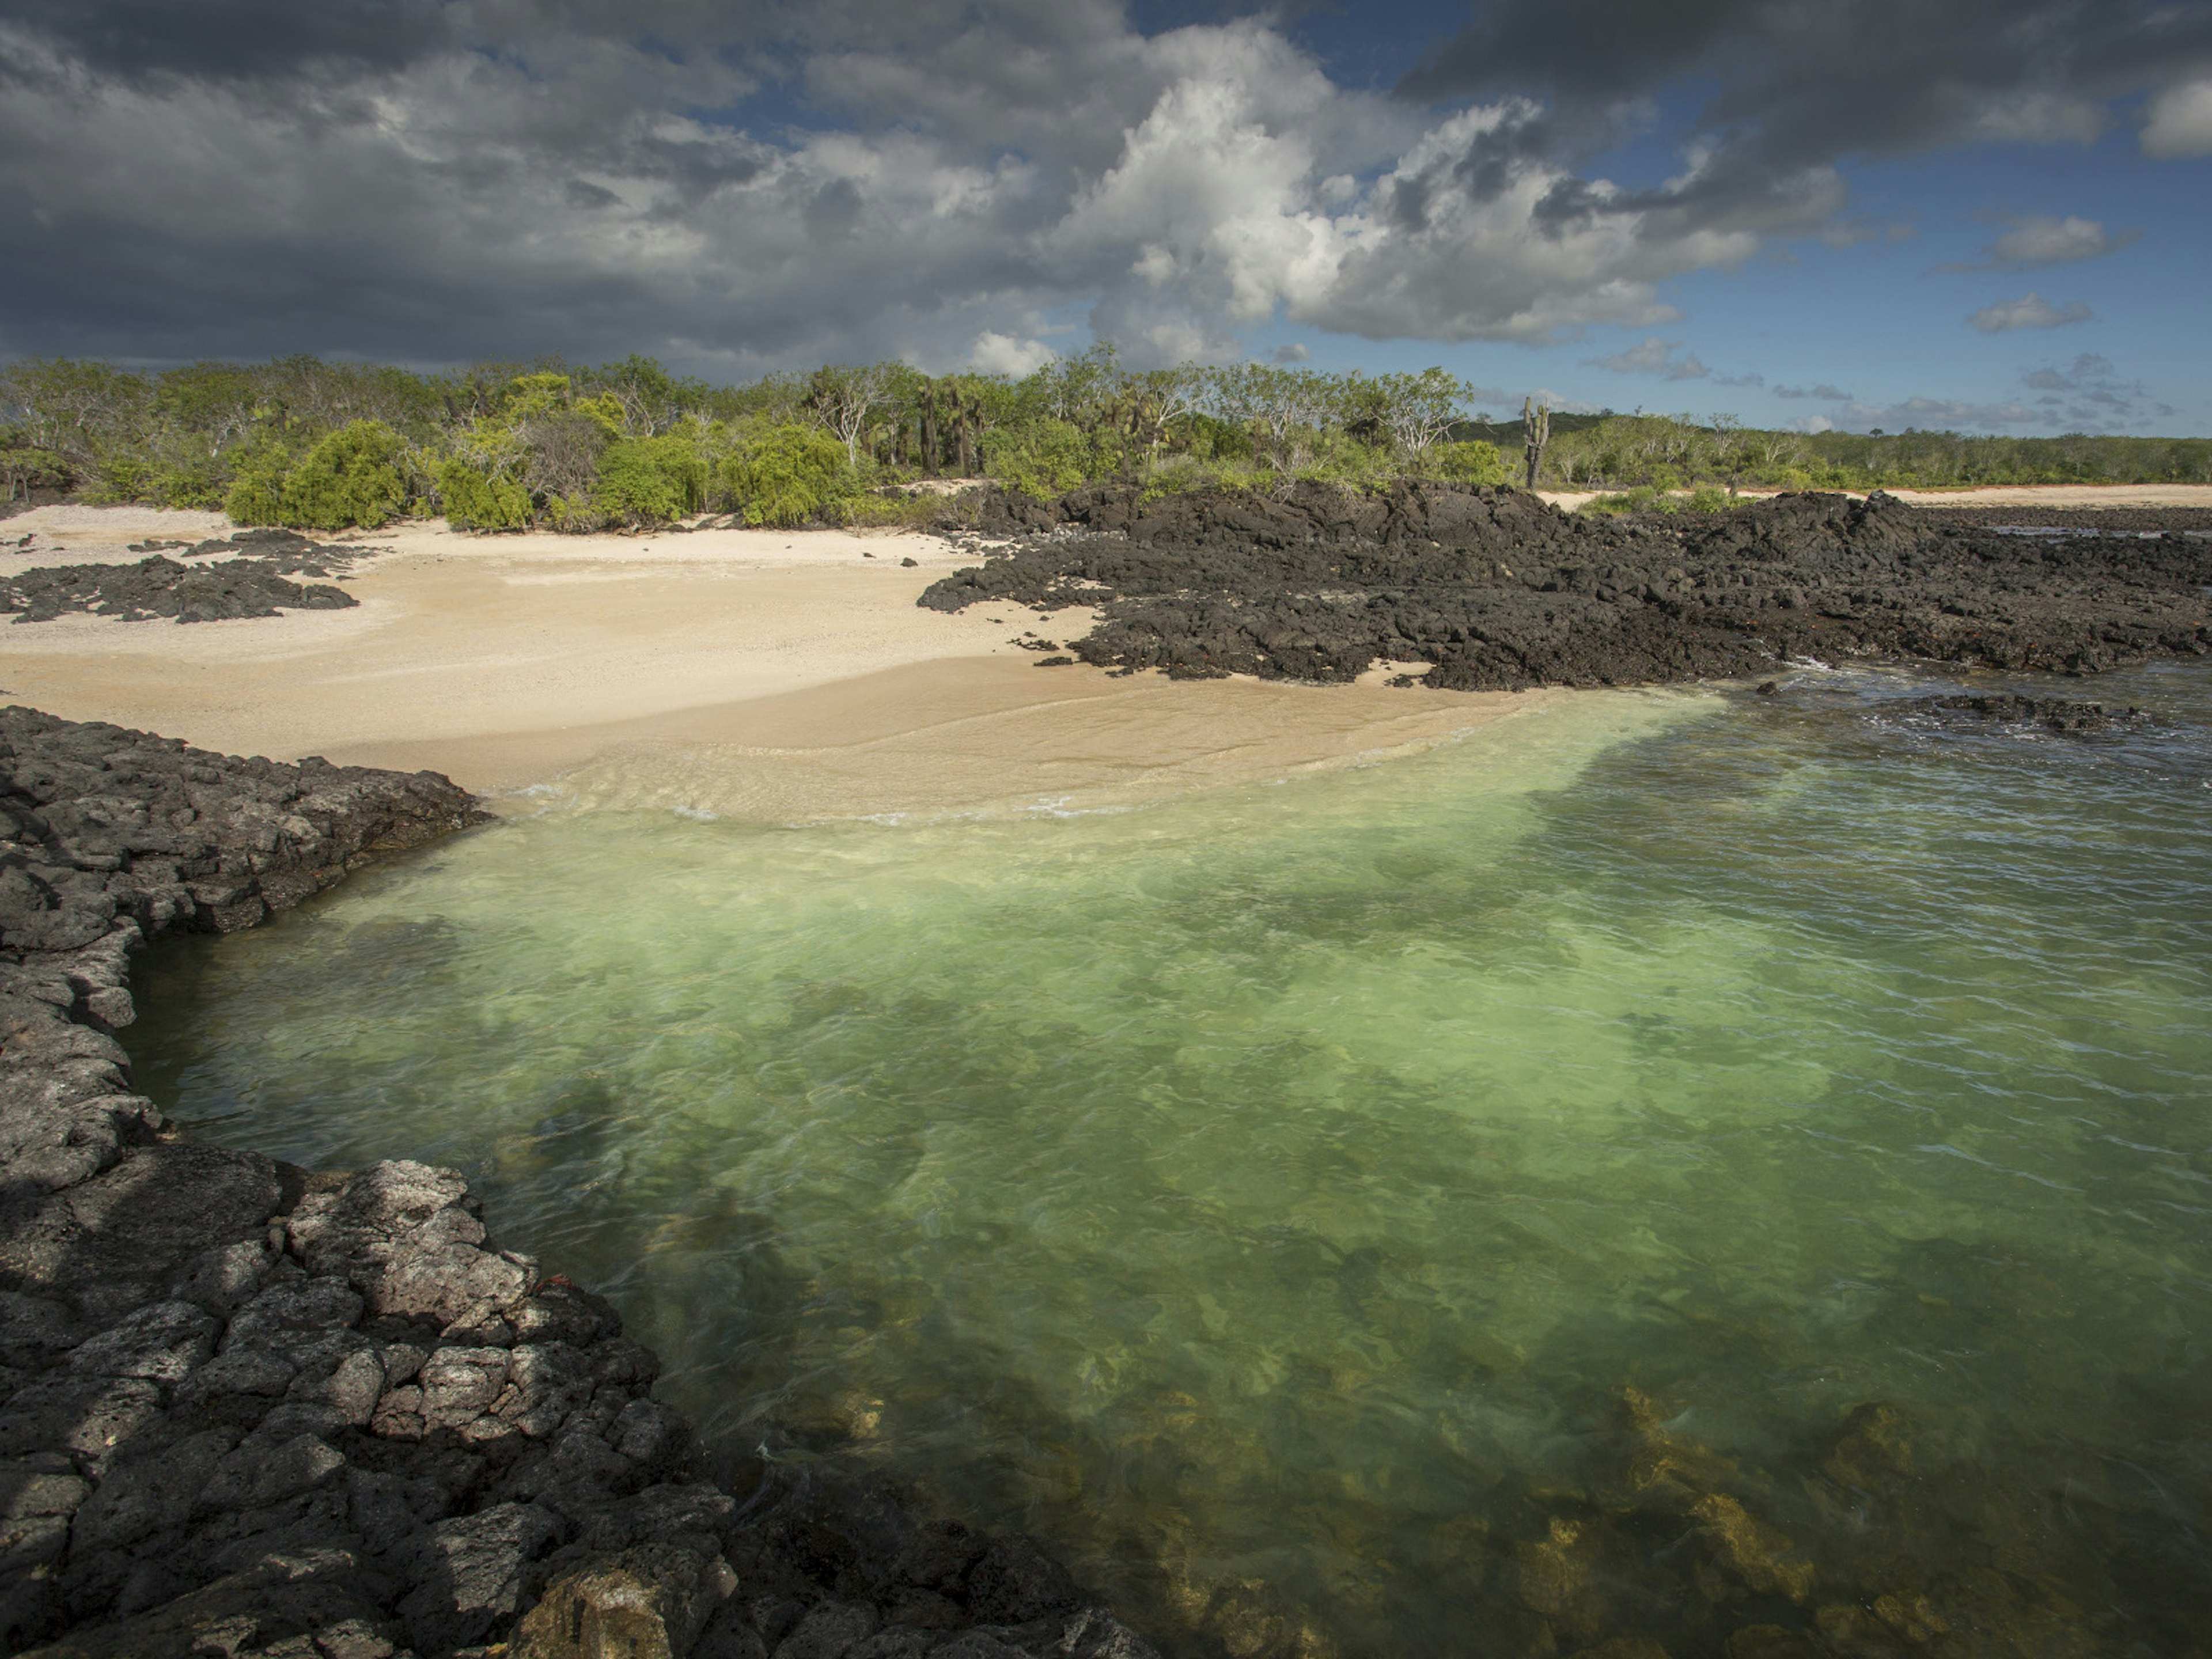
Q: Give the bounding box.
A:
[127,665,2212,1658]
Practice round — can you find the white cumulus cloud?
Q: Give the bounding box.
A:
[1583,337,1711,379]
[969,331,1057,376]
[2142,79,2212,157]
[1934,213,2137,272]
[1968,293,2093,331]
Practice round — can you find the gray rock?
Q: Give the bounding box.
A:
[291,1162,532,1329]
[608,1397,692,1476]
[510,1281,622,1347]
[224,1277,366,1352]
[964,1537,1080,1625]
[696,1599,772,1659]
[1,1458,87,1574]
[17,1544,397,1658]
[164,1239,272,1315]
[0,1374,163,1473]
[63,1301,217,1383]
[774,1598,879,1659]
[65,1428,233,1552]
[1052,1607,1162,1659]
[396,1501,564,1656]
[509,1540,737,1659]
[930,1634,1033,1659]
[418,1347,510,1432]
[202,1433,347,1514]
[849,1632,935,1659]
[346,1464,444,1559]
[0,1290,85,1361]
[5,1142,283,1321]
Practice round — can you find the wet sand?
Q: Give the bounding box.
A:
[0,508,1555,820]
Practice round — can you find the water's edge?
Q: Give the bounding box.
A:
[0,708,1158,1659]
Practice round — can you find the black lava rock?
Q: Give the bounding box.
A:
[919,485,2212,690]
[0,532,371,626]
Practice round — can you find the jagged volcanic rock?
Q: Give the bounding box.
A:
[1,531,369,625]
[922,485,2212,690]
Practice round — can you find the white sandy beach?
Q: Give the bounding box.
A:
[0,506,1555,819]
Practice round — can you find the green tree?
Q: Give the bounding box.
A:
[982,418,1103,499]
[593,434,708,526]
[1204,364,1336,471]
[275,419,414,529]
[435,459,532,530]
[1372,369,1471,463]
[719,424,858,525]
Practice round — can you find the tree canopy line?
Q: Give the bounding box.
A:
[2,350,2205,532]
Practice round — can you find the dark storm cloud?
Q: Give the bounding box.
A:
[0,0,2200,373]
[1400,0,2212,164]
[0,0,455,80]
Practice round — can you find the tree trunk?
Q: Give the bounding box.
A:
[922,383,940,478]
[955,388,978,476]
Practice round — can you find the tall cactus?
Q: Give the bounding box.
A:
[1522,396,1551,490]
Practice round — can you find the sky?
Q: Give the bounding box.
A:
[1,0,2208,434]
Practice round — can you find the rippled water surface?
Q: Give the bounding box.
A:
[128,664,2212,1658]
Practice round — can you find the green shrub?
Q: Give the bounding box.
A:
[1682,484,1733,513]
[982,418,1108,501]
[1290,434,1396,489]
[1426,440,1508,486]
[90,454,229,510]
[542,493,605,533]
[223,440,296,525]
[1136,453,1245,504]
[146,461,230,510]
[719,424,857,526]
[835,490,949,529]
[593,435,707,527]
[275,419,412,530]
[435,459,532,531]
[1578,487,1664,516]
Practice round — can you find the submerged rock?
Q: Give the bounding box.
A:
[1895,691,2155,734]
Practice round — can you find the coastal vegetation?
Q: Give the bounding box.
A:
[3,350,2206,532]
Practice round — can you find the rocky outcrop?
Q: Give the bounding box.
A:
[921,484,2212,690]
[1,531,369,625]
[0,710,1160,1659]
[1892,691,2156,734]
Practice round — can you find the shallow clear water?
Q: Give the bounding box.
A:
[127,664,2212,1658]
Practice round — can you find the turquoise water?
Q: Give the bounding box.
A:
[127,664,2212,1658]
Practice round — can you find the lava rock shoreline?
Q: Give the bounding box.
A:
[0,530,366,626]
[0,709,1160,1659]
[926,485,2212,688]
